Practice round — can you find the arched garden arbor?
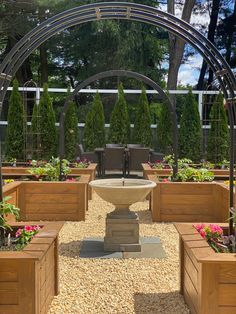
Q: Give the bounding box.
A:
[0,2,236,231]
[59,69,179,175]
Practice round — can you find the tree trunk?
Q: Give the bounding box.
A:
[225,0,236,65]
[197,0,221,90]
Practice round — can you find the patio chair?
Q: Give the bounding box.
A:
[127,144,144,148]
[105,143,123,148]
[102,147,126,177]
[127,147,151,176]
[149,151,164,163]
[77,144,98,163]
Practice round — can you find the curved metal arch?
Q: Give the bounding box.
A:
[59,70,178,176]
[0,2,235,231]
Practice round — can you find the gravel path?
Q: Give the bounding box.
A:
[48,193,190,314]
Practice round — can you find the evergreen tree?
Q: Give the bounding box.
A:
[5,79,25,160]
[31,102,39,159]
[179,88,201,161]
[109,83,130,144]
[84,110,94,151]
[207,93,229,163]
[133,87,152,147]
[37,83,57,159]
[157,100,173,154]
[64,100,79,160]
[84,92,105,150]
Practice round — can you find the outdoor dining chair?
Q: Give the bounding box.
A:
[102,147,126,177]
[127,147,151,176]
[77,144,98,163]
[105,143,123,148]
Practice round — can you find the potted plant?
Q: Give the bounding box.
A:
[175,222,236,313]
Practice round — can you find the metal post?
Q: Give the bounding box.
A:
[0,142,3,202]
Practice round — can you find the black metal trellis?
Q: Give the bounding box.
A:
[58,70,179,178]
[0,2,235,233]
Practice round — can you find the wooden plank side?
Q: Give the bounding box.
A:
[0,282,18,305]
[151,183,160,222]
[160,183,214,195]
[161,194,214,207]
[24,203,78,214]
[160,203,214,215]
[219,284,236,306]
[184,251,198,291]
[183,287,197,314]
[161,214,214,222]
[25,193,78,204]
[219,264,236,283]
[24,213,76,221]
[219,306,236,314]
[23,182,79,194]
[183,269,198,313]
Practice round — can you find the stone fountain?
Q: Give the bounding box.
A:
[89,178,156,252]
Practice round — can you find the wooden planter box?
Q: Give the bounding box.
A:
[3,175,89,221]
[175,223,236,314]
[0,221,63,314]
[148,175,229,223]
[2,163,97,200]
[142,163,230,179]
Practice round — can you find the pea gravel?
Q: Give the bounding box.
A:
[48,193,190,314]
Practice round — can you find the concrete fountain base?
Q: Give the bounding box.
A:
[79,237,166,259]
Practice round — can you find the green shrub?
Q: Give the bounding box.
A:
[109,83,130,144]
[179,88,201,162]
[84,92,105,150]
[176,167,214,182]
[157,100,173,153]
[207,93,229,163]
[133,87,152,147]
[64,100,79,160]
[5,79,25,160]
[36,83,57,159]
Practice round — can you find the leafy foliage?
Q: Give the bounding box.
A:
[156,100,173,154]
[133,87,152,147]
[207,93,229,163]
[176,167,214,182]
[5,79,25,160]
[37,83,57,159]
[64,100,79,160]
[179,89,201,162]
[84,92,105,150]
[109,83,130,144]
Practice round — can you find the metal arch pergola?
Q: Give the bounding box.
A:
[0,2,235,232]
[58,69,179,176]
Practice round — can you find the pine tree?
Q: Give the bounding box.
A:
[179,88,201,162]
[109,83,130,144]
[64,100,79,160]
[5,79,25,160]
[37,83,57,159]
[83,92,105,150]
[157,99,173,154]
[31,102,39,159]
[133,87,152,147]
[207,93,229,163]
[84,110,94,151]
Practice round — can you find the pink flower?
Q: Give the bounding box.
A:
[15,228,22,238]
[194,223,205,232]
[24,225,33,232]
[200,230,206,239]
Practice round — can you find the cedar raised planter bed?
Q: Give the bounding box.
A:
[148,175,229,223]
[175,223,236,314]
[0,221,63,314]
[142,163,230,179]
[3,175,89,221]
[2,163,97,200]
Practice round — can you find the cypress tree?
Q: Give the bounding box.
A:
[5,79,25,160]
[179,88,201,162]
[64,100,79,160]
[84,110,94,151]
[37,83,57,159]
[207,93,229,163]
[83,92,105,150]
[109,83,130,144]
[31,102,39,159]
[157,100,173,154]
[133,87,152,147]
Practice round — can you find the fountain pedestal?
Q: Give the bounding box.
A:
[104,207,141,252]
[89,178,156,253]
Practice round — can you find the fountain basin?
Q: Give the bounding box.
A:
[89,178,156,252]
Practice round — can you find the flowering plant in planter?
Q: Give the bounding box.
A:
[71,158,90,168]
[194,223,235,253]
[15,225,41,249]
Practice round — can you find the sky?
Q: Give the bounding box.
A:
[160,1,210,86]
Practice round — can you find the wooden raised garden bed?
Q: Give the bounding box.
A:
[148,175,229,223]
[175,223,236,314]
[142,163,230,179]
[2,163,97,200]
[3,175,89,221]
[0,221,63,314]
